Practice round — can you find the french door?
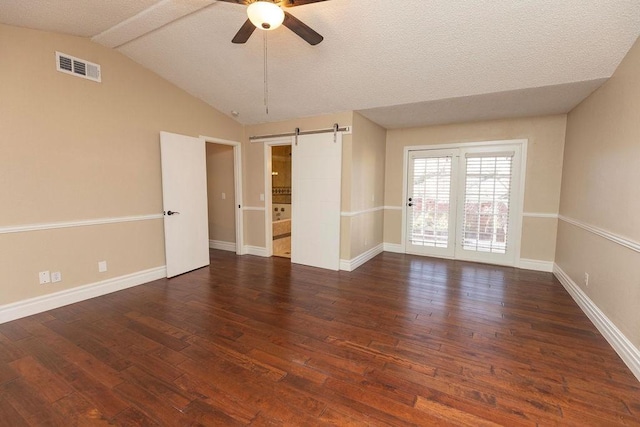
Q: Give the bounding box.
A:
[405,143,523,266]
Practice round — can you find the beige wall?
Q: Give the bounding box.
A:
[206,144,236,243]
[0,24,242,305]
[346,113,386,259]
[556,37,640,348]
[383,115,567,262]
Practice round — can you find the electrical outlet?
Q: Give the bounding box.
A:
[51,271,62,283]
[260,193,265,201]
[584,272,589,287]
[98,261,107,273]
[221,192,226,200]
[39,271,51,285]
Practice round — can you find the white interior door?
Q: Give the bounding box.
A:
[160,131,210,277]
[291,132,342,271]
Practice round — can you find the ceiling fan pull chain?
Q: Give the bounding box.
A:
[295,128,300,146]
[264,31,269,115]
[333,123,339,143]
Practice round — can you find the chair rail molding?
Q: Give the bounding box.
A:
[0,214,163,234]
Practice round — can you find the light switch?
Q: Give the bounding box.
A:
[260,193,265,201]
[98,261,107,272]
[222,192,226,200]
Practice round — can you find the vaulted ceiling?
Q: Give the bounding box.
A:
[2,0,639,128]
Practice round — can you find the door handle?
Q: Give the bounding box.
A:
[166,210,180,216]
[407,203,413,207]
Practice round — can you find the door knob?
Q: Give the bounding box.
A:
[166,210,180,216]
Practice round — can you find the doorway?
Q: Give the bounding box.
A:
[202,135,244,255]
[271,144,292,258]
[205,143,236,252]
[404,140,526,267]
[264,138,293,258]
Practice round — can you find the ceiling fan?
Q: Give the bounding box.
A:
[218,0,327,45]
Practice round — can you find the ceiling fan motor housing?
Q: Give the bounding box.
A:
[247,1,285,31]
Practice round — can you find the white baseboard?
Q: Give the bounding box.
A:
[518,258,554,272]
[340,243,384,272]
[0,266,167,324]
[383,243,404,253]
[244,245,268,257]
[209,239,236,252]
[554,264,640,382]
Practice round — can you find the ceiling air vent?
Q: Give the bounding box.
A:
[56,51,101,83]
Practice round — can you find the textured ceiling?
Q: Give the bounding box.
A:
[2,0,640,128]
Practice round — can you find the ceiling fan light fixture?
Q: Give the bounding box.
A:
[247,1,285,30]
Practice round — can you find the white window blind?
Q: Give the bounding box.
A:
[462,155,513,254]
[409,156,452,248]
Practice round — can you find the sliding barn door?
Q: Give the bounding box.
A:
[291,132,342,271]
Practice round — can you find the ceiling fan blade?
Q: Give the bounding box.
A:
[216,0,250,4]
[281,0,328,7]
[282,11,323,45]
[232,18,256,44]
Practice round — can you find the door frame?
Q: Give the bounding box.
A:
[263,137,294,257]
[200,135,245,255]
[401,139,528,267]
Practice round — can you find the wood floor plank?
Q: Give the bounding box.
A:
[113,381,192,426]
[177,356,326,424]
[59,363,130,419]
[0,332,26,363]
[0,322,31,342]
[51,392,113,426]
[9,356,73,403]
[173,373,260,424]
[0,379,69,426]
[111,406,160,427]
[0,388,30,427]
[120,365,193,410]
[0,250,638,425]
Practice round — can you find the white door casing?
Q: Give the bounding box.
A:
[160,131,210,277]
[292,132,342,271]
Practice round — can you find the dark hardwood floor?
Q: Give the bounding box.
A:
[1,250,640,426]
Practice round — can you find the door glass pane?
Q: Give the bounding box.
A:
[462,156,513,253]
[409,156,452,248]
